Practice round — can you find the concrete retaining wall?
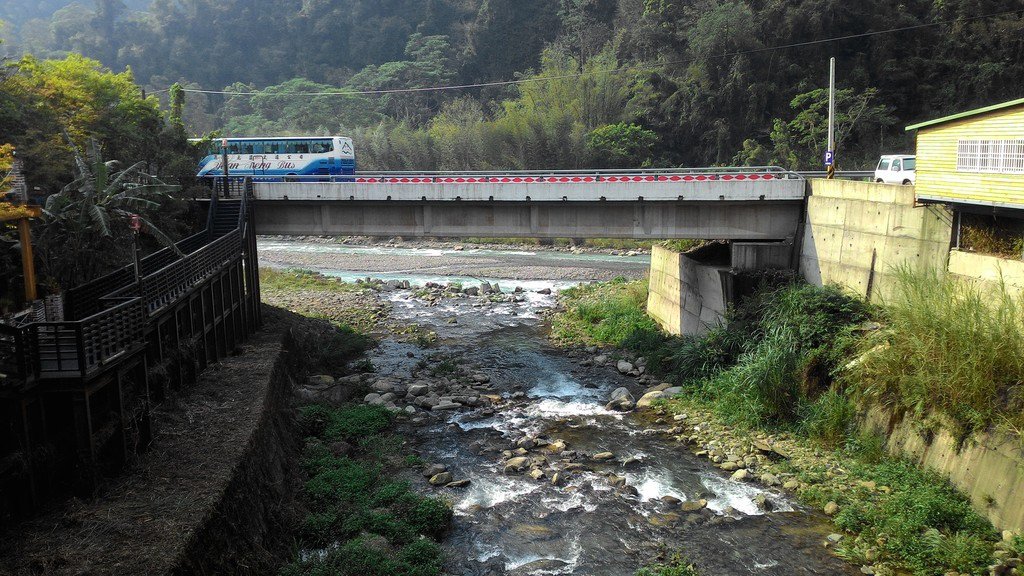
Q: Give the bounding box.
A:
[863,407,1024,532]
[949,250,1024,291]
[647,245,728,336]
[800,179,952,301]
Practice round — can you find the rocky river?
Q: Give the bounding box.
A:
[266,239,858,576]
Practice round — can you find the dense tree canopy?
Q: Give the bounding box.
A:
[1,0,1021,171]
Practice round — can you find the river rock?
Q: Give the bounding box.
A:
[364,392,382,405]
[661,386,684,396]
[446,479,471,488]
[472,373,491,383]
[407,383,429,397]
[636,390,664,408]
[550,472,565,486]
[608,474,627,487]
[517,437,536,450]
[328,440,353,457]
[661,495,682,505]
[464,286,480,296]
[544,440,567,454]
[593,451,615,461]
[423,464,447,478]
[783,479,800,490]
[529,468,546,480]
[754,493,773,511]
[731,469,749,481]
[432,401,463,411]
[824,501,840,515]
[504,456,530,474]
[403,405,417,415]
[616,360,635,374]
[680,499,708,512]
[429,472,453,485]
[372,380,395,393]
[510,559,567,574]
[606,388,635,411]
[308,374,335,386]
[594,354,608,364]
[537,288,552,295]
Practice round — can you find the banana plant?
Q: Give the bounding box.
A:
[37,136,183,290]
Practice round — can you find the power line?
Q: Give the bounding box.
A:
[155,8,1023,98]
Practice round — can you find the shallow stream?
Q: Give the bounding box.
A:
[365,286,857,576]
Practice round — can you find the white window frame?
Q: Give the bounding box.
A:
[957,139,1024,174]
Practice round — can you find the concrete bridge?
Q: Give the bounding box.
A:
[236,168,807,240]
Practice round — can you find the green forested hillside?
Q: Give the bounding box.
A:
[2,0,1023,169]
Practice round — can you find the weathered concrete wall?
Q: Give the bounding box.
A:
[647,245,728,336]
[949,250,1024,291]
[863,407,1024,532]
[800,179,953,301]
[252,200,803,240]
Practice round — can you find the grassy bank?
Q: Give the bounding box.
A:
[260,268,386,333]
[554,273,1023,575]
[280,403,452,576]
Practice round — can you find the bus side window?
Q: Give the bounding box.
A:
[229,144,240,154]
[268,142,280,154]
[253,142,264,154]
[296,142,309,154]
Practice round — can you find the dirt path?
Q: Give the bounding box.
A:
[0,308,295,576]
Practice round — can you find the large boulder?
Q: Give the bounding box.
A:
[616,360,635,374]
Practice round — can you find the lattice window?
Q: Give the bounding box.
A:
[957,139,1024,174]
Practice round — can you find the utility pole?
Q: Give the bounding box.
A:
[8,150,40,302]
[826,57,836,179]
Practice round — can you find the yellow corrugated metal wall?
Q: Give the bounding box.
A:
[915,106,1024,205]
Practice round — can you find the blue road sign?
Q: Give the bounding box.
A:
[824,150,835,166]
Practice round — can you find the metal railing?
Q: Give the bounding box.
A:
[227,166,804,186]
[1,179,252,388]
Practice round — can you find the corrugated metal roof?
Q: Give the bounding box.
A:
[905,97,1024,132]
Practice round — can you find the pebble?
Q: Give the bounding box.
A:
[824,501,840,516]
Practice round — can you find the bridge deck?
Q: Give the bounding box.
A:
[242,171,806,240]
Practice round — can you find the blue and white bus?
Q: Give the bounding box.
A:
[192,136,356,180]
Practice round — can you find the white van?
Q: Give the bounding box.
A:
[874,155,916,185]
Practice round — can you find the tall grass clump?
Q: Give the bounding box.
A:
[847,267,1024,435]
[677,282,869,434]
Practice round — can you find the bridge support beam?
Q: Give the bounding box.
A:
[252,200,802,240]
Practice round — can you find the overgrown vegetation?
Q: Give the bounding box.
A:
[261,268,364,295]
[281,404,452,576]
[793,439,998,575]
[959,214,1024,258]
[847,267,1024,437]
[556,272,1018,574]
[635,554,700,576]
[551,278,662,349]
